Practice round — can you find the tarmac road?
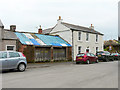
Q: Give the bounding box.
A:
[2,61,118,88]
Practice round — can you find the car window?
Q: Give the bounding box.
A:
[87,53,91,56]
[77,54,85,56]
[9,52,20,58]
[97,52,103,55]
[105,52,110,55]
[90,53,95,57]
[0,52,7,59]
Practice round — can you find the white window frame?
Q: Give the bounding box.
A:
[86,33,89,42]
[96,34,98,43]
[6,45,16,51]
[78,31,82,41]
[78,46,81,54]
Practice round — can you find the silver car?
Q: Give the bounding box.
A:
[0,51,27,72]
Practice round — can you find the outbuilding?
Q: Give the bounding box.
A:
[15,32,72,63]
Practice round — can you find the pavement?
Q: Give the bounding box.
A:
[2,61,118,88]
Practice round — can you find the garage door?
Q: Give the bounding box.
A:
[53,47,66,61]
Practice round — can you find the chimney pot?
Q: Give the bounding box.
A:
[59,16,61,20]
[10,25,16,32]
[38,25,42,34]
[89,24,94,29]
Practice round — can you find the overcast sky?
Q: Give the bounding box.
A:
[0,0,119,40]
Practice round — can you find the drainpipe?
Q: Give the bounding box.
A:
[72,29,74,62]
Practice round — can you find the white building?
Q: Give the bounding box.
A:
[43,17,104,60]
[118,1,120,41]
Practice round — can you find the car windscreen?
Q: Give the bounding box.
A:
[97,52,104,55]
[104,52,110,55]
[77,54,85,57]
[111,53,119,55]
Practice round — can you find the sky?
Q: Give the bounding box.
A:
[0,0,119,40]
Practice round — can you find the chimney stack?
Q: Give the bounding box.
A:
[89,24,94,29]
[57,16,63,24]
[38,25,42,34]
[10,25,16,32]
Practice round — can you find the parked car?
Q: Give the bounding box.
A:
[76,53,99,64]
[0,51,27,72]
[111,53,120,60]
[96,51,114,62]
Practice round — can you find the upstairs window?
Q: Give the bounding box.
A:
[86,33,89,41]
[96,34,98,42]
[78,31,81,41]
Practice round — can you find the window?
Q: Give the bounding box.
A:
[87,53,91,56]
[78,31,81,41]
[6,45,15,51]
[9,52,20,58]
[96,47,98,53]
[0,52,7,59]
[96,35,98,42]
[90,53,95,57]
[86,33,89,41]
[78,46,81,54]
[77,54,85,56]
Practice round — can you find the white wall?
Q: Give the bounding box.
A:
[50,22,72,45]
[50,20,104,61]
[0,27,3,51]
[73,31,103,60]
[118,1,120,40]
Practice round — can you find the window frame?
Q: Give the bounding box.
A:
[96,34,98,42]
[78,46,81,54]
[6,45,16,51]
[78,31,82,41]
[86,33,89,41]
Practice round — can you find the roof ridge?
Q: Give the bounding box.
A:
[61,22,103,35]
[61,22,94,30]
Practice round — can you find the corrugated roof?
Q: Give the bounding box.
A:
[15,32,71,47]
[35,34,71,46]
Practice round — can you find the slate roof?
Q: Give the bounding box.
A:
[42,28,53,34]
[15,32,71,47]
[43,22,103,35]
[61,22,103,35]
[3,29,17,40]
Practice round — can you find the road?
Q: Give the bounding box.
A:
[2,61,118,88]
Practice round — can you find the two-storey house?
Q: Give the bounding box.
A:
[43,16,104,60]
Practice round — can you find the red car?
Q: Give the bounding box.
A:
[76,53,99,64]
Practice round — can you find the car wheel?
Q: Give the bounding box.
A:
[105,58,109,62]
[76,62,80,64]
[18,63,26,72]
[86,60,90,64]
[96,59,99,63]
